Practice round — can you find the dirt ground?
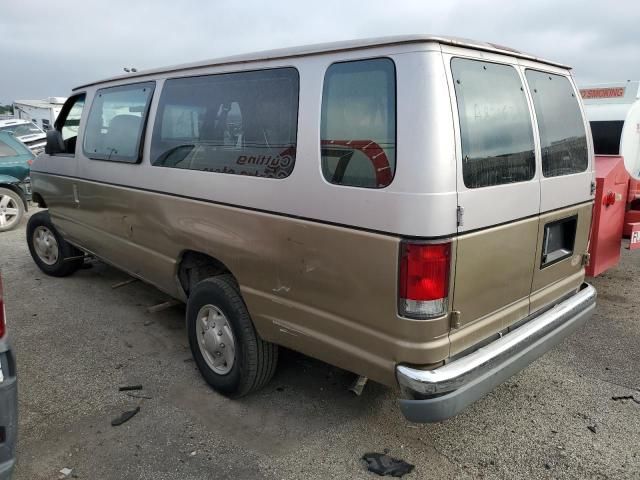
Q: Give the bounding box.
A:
[1,210,639,479]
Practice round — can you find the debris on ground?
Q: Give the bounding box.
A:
[611,395,640,404]
[111,406,141,426]
[126,393,152,400]
[362,452,415,477]
[111,278,139,289]
[146,299,180,313]
[119,385,143,391]
[59,467,73,478]
[143,319,155,326]
[587,425,597,434]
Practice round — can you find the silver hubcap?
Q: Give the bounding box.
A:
[196,304,236,375]
[0,194,20,228]
[33,226,59,265]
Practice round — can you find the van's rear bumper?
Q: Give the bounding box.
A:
[396,283,596,423]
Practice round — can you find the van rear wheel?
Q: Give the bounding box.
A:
[0,188,24,232]
[26,211,84,276]
[187,275,278,397]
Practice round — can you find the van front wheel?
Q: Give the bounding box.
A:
[26,211,84,276]
[187,275,278,397]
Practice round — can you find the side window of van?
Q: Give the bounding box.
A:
[452,59,535,189]
[321,58,396,188]
[83,82,155,163]
[525,71,588,177]
[151,68,299,179]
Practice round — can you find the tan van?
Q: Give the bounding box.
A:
[27,35,596,422]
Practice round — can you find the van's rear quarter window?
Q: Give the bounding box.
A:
[452,58,536,189]
[321,58,396,188]
[151,68,299,179]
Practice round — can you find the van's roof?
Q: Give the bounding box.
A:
[73,34,570,90]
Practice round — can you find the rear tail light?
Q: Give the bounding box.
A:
[399,241,451,319]
[0,273,5,339]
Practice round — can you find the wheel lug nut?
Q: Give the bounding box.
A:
[220,343,225,348]
[217,330,223,336]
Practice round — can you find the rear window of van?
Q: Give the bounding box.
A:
[452,58,536,189]
[525,70,588,177]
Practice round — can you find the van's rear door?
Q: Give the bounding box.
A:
[445,54,541,354]
[523,69,594,312]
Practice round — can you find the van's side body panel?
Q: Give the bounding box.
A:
[33,172,453,386]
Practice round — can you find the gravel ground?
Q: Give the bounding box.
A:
[1,210,639,479]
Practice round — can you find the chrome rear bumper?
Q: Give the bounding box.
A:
[396,283,596,422]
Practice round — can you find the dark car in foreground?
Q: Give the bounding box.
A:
[0,272,17,479]
[0,131,33,232]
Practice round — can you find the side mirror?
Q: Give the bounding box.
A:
[45,130,65,155]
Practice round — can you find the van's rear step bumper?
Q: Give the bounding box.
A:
[396,283,596,423]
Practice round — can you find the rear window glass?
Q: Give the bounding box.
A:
[525,70,588,177]
[321,58,396,188]
[452,58,535,188]
[151,68,299,179]
[0,140,18,158]
[84,82,155,163]
[590,120,623,155]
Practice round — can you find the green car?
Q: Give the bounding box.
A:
[0,131,33,232]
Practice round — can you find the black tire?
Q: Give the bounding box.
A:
[187,275,278,397]
[0,187,25,232]
[26,210,84,277]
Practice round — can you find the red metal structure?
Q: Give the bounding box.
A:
[586,156,629,277]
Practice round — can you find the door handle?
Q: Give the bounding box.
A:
[72,184,80,208]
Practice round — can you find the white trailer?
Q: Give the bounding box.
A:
[13,97,67,131]
[580,81,640,178]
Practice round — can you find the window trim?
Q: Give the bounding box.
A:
[83,81,156,164]
[450,56,537,189]
[524,68,589,178]
[320,56,398,189]
[150,67,300,179]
